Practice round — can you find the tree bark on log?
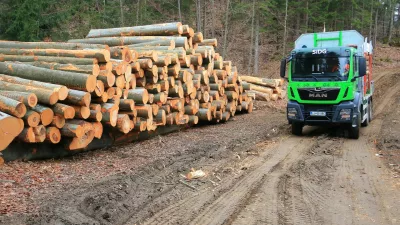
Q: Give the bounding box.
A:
[240,76,278,88]
[0,95,27,118]
[0,74,69,100]
[0,41,109,50]
[31,104,54,126]
[0,48,110,63]
[27,62,100,76]
[0,54,98,65]
[23,110,40,127]
[45,127,61,144]
[0,91,37,108]
[86,22,183,38]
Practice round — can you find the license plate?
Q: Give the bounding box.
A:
[310,111,326,116]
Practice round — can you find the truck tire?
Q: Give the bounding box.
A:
[349,114,361,139]
[368,100,373,122]
[292,123,303,136]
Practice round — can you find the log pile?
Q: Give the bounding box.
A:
[240,76,285,102]
[0,22,254,153]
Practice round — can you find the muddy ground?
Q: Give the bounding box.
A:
[1,51,400,225]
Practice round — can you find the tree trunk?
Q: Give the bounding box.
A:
[27,62,100,76]
[86,22,183,38]
[222,0,230,58]
[0,95,26,118]
[0,62,97,93]
[0,74,69,100]
[388,0,395,43]
[0,91,37,108]
[374,4,379,45]
[283,0,289,57]
[304,0,309,33]
[0,41,108,50]
[369,1,374,41]
[0,81,59,105]
[31,104,54,126]
[211,0,215,37]
[253,15,260,75]
[247,0,256,74]
[178,0,182,22]
[119,0,124,26]
[0,54,98,65]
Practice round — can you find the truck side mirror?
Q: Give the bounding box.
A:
[359,58,366,77]
[280,59,286,78]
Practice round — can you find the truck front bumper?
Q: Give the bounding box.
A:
[287,100,359,126]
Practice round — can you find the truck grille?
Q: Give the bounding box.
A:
[297,88,340,101]
[302,105,335,121]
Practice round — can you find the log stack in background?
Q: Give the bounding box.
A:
[240,76,285,102]
[0,22,256,154]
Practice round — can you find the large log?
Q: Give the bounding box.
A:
[31,104,54,126]
[23,110,40,127]
[240,76,278,88]
[0,95,26,118]
[27,62,100,76]
[0,91,37,107]
[51,103,75,119]
[0,74,69,100]
[0,62,97,92]
[127,88,149,104]
[249,84,274,95]
[0,112,23,150]
[0,54,98,65]
[63,90,91,107]
[16,127,35,143]
[0,48,110,63]
[127,40,175,48]
[69,36,189,49]
[86,22,183,38]
[51,115,65,129]
[198,39,218,47]
[45,127,61,144]
[109,46,132,62]
[0,41,109,50]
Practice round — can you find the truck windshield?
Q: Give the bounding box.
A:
[291,52,350,81]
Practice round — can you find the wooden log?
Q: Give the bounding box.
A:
[127,88,149,104]
[115,114,131,134]
[0,41,109,50]
[109,46,132,62]
[71,106,90,119]
[0,48,110,63]
[117,99,135,111]
[240,76,278,88]
[65,129,95,150]
[0,54,98,65]
[250,84,274,95]
[31,104,54,126]
[70,36,189,49]
[270,94,279,101]
[51,115,65,128]
[0,112,24,150]
[225,91,239,101]
[154,109,166,125]
[92,122,103,139]
[130,61,141,72]
[241,101,253,113]
[197,108,212,121]
[86,22,183,38]
[127,40,175,48]
[154,55,171,67]
[198,39,218,47]
[192,32,204,43]
[0,62,97,92]
[249,90,270,101]
[101,103,119,127]
[33,125,46,143]
[137,58,153,70]
[63,90,91,107]
[27,62,100,76]
[61,123,84,138]
[50,103,75,119]
[45,127,61,144]
[242,82,251,91]
[98,70,115,88]
[17,127,35,143]
[0,91,37,107]
[0,95,26,118]
[0,74,69,100]
[23,110,40,127]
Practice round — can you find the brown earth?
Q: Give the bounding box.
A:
[1,53,400,225]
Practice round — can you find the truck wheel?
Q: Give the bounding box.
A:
[349,114,361,139]
[292,123,303,136]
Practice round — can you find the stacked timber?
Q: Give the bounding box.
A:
[0,22,254,153]
[240,76,285,102]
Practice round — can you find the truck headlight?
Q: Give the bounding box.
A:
[339,109,351,120]
[288,107,298,119]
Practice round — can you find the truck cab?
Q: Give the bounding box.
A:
[281,30,374,139]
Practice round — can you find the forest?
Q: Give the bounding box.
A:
[0,0,399,74]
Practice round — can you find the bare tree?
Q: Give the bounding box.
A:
[196,0,202,32]
[388,0,395,43]
[222,0,230,58]
[304,0,309,33]
[178,0,182,22]
[254,15,259,75]
[247,0,256,74]
[211,0,215,37]
[136,0,140,25]
[119,0,124,26]
[283,0,288,57]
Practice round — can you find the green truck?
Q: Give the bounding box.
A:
[280,30,374,139]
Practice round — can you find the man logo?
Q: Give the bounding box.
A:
[309,93,328,98]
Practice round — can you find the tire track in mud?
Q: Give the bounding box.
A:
[142,137,313,225]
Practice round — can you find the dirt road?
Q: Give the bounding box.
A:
[1,68,399,225]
